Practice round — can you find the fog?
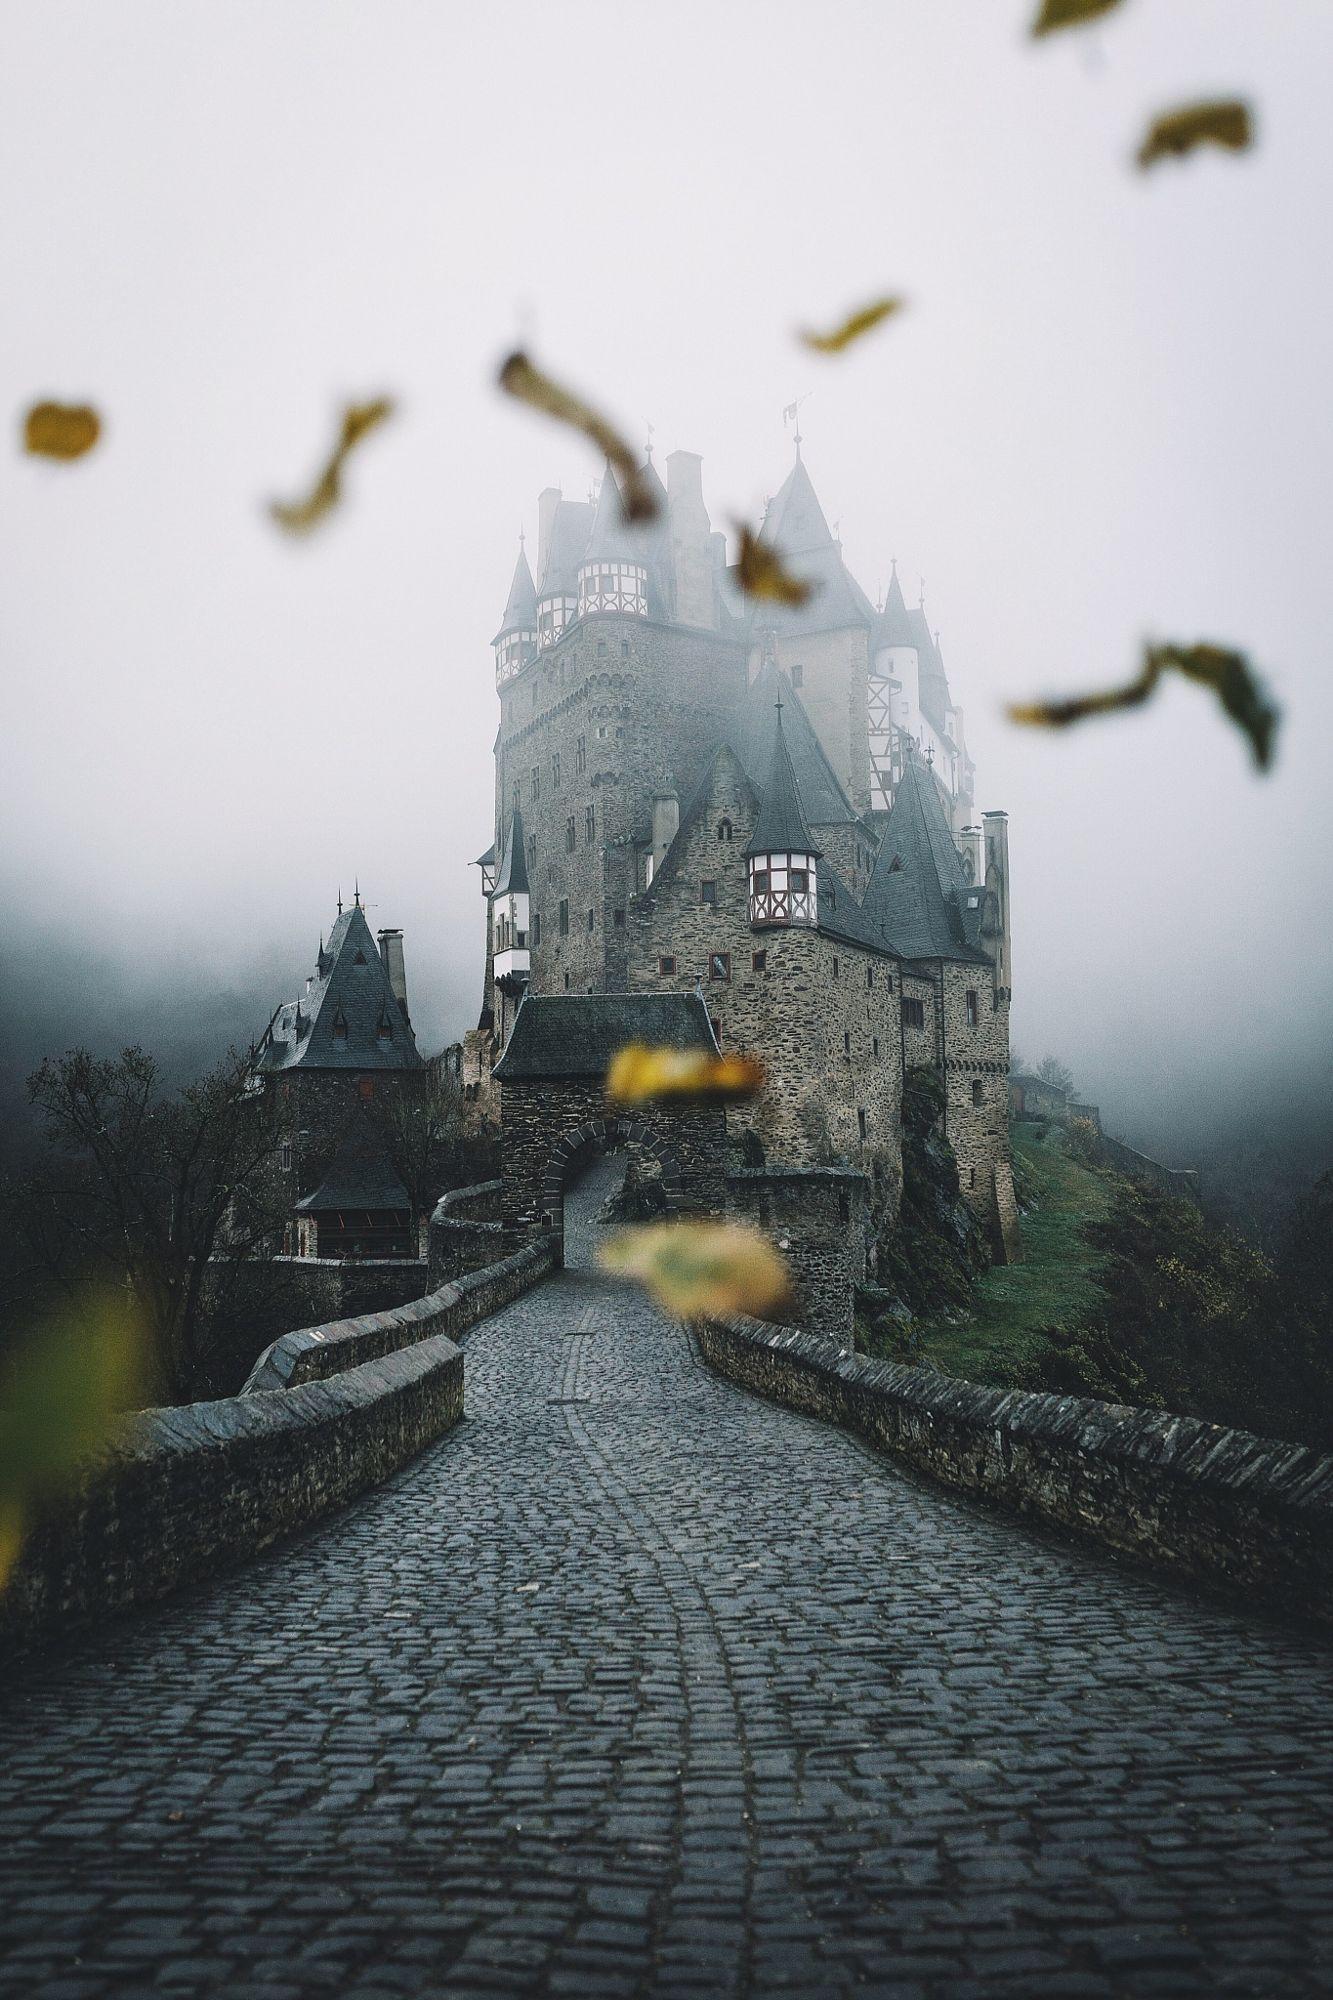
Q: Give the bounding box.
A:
[2,1,1331,1193]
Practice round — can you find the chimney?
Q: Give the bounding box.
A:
[536,487,562,582]
[651,785,680,877]
[666,451,716,630]
[377,927,410,1024]
[981,811,1011,998]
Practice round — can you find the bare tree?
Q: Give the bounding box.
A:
[1037,1055,1076,1096]
[3,1047,285,1402]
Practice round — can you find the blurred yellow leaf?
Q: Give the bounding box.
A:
[23,402,102,461]
[1031,0,1124,34]
[606,1044,765,1108]
[799,296,906,355]
[733,523,817,607]
[599,1219,793,1323]
[1008,641,1278,770]
[1137,100,1253,171]
[0,1291,147,1593]
[497,351,659,523]
[269,396,395,536]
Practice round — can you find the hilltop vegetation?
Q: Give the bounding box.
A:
[861,1103,1333,1454]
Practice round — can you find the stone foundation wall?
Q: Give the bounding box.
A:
[200,1258,428,1395]
[697,1315,1333,1626]
[727,1169,867,1342]
[0,1242,555,1666]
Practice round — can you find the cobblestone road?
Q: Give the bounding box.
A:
[2,1192,1332,1996]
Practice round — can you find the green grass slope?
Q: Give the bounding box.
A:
[918,1120,1116,1386]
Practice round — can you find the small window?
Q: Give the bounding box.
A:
[966,990,979,1029]
[377,1014,393,1042]
[790,869,809,894]
[353,950,367,965]
[701,879,717,906]
[563,971,571,990]
[527,835,537,872]
[531,765,541,800]
[751,950,766,973]
[565,816,576,853]
[717,818,733,843]
[597,639,606,657]
[901,996,925,1029]
[552,752,561,788]
[586,908,595,932]
[843,1030,851,1054]
[857,1108,868,1141]
[709,952,731,982]
[751,869,769,898]
[576,735,587,774]
[280,1142,292,1172]
[969,1166,977,1189]
[867,967,874,990]
[972,1078,984,1107]
[872,1037,880,1058]
[622,639,630,657]
[585,804,596,841]
[832,956,840,979]
[613,907,625,929]
[826,884,837,910]
[791,664,804,688]
[332,1012,349,1041]
[559,899,570,937]
[658,955,677,975]
[531,912,541,947]
[359,1078,374,1101]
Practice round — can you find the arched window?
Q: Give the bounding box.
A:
[717,818,733,843]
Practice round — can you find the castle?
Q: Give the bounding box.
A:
[463,444,1018,1335]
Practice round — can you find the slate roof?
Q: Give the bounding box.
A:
[294,1124,411,1214]
[862,751,990,965]
[878,566,916,648]
[492,807,530,898]
[722,458,878,638]
[494,544,537,640]
[726,661,859,828]
[494,991,720,1081]
[744,703,821,859]
[583,465,642,564]
[536,498,594,599]
[910,607,953,733]
[254,904,423,1074]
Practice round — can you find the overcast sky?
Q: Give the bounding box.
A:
[2,0,1330,1160]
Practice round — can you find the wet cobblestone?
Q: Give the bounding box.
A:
[1,1252,1332,1997]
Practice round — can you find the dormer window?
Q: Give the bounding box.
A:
[332,1010,349,1042]
[353,949,367,965]
[376,1012,394,1043]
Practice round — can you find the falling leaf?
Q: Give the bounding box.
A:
[733,523,817,607]
[799,296,907,355]
[497,351,659,523]
[269,396,395,536]
[599,1219,793,1324]
[0,1291,146,1592]
[1008,641,1278,770]
[1137,100,1253,171]
[1031,0,1124,35]
[23,402,102,461]
[606,1044,765,1108]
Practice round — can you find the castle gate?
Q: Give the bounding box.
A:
[541,1113,686,1269]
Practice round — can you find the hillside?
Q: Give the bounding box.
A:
[915,1120,1115,1385]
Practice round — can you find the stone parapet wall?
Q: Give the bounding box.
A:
[697,1315,1333,1626]
[1096,1132,1201,1203]
[0,1243,555,1666]
[245,1241,554,1391]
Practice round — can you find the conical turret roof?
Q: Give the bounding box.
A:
[496,543,537,636]
[862,748,987,964]
[582,465,641,565]
[744,702,822,859]
[491,806,530,898]
[252,902,423,1074]
[879,565,916,648]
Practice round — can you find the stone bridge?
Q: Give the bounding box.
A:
[1,1166,1331,1997]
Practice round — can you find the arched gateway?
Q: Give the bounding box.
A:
[492,992,729,1260]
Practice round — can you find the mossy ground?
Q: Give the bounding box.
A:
[916,1120,1116,1386]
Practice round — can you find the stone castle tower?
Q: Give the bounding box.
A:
[464,447,1016,1334]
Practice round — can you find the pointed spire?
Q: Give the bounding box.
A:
[759,456,834,557]
[880,563,915,647]
[498,542,537,635]
[745,702,822,859]
[583,462,639,563]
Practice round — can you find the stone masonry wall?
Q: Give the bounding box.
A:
[498,1077,728,1238]
[727,1169,868,1342]
[494,614,748,1000]
[0,1243,554,1666]
[756,625,873,815]
[628,747,905,1233]
[940,960,1011,1245]
[697,1313,1333,1628]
